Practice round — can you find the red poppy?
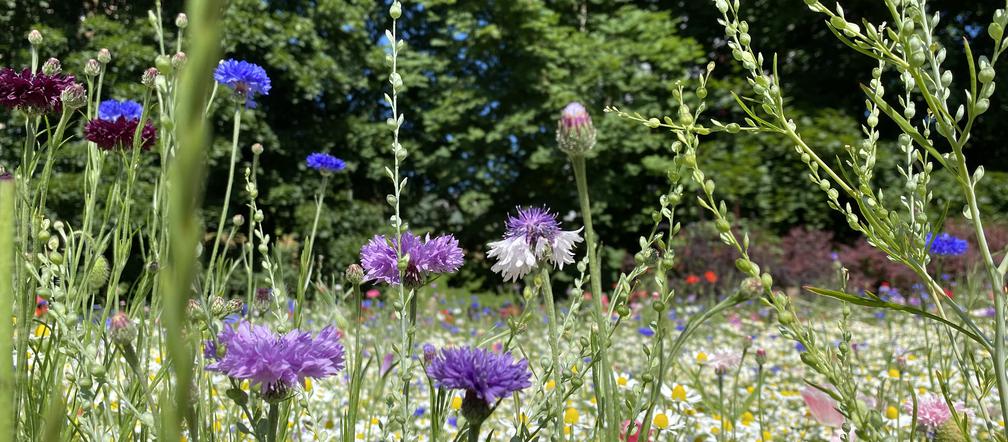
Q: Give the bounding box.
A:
[944,288,954,298]
[34,296,48,317]
[704,271,718,284]
[685,274,701,285]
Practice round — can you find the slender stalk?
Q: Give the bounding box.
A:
[203,106,243,299]
[538,266,563,438]
[266,403,280,442]
[569,155,616,440]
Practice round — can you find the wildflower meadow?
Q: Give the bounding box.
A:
[3,0,1008,441]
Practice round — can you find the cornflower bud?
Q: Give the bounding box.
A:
[107,312,138,346]
[97,48,111,64]
[41,58,61,75]
[251,143,264,155]
[84,59,101,77]
[60,83,86,109]
[556,102,597,156]
[175,13,189,29]
[28,29,43,46]
[141,67,159,88]
[755,348,767,366]
[172,52,187,69]
[345,264,365,285]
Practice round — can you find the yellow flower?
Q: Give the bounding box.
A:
[671,384,687,402]
[886,406,899,420]
[356,433,364,440]
[370,417,380,426]
[546,380,556,390]
[696,352,708,364]
[564,425,572,436]
[761,430,772,441]
[304,378,313,392]
[564,407,580,424]
[616,375,628,387]
[451,396,462,411]
[34,324,49,338]
[741,411,754,426]
[653,412,669,430]
[887,368,900,379]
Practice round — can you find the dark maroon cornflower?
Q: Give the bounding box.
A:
[359,231,463,286]
[84,99,156,151]
[0,68,76,114]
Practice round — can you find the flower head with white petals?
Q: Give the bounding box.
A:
[487,207,583,282]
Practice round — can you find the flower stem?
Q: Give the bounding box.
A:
[570,155,616,439]
[203,106,242,298]
[538,266,563,438]
[266,402,280,442]
[0,176,14,436]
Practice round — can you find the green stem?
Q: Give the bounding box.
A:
[203,106,242,299]
[0,175,15,438]
[266,403,279,442]
[538,266,563,438]
[569,155,616,440]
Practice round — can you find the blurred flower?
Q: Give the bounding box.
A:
[685,274,701,285]
[703,271,718,284]
[637,327,654,337]
[205,321,345,399]
[34,296,48,317]
[426,346,531,404]
[707,349,741,376]
[905,393,951,433]
[359,232,463,286]
[925,233,968,256]
[214,59,271,108]
[0,67,76,114]
[98,99,143,121]
[107,311,137,346]
[800,386,845,427]
[487,206,582,282]
[306,152,346,173]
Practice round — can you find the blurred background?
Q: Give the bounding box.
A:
[2,0,1006,294]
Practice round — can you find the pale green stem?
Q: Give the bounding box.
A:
[203,106,242,298]
[538,266,563,438]
[0,176,15,437]
[569,154,616,440]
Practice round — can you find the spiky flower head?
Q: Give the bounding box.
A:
[84,59,101,77]
[97,48,111,64]
[41,58,61,76]
[0,68,76,114]
[27,30,42,46]
[707,349,741,376]
[359,232,464,286]
[925,233,968,256]
[213,59,271,108]
[306,152,346,173]
[487,207,582,282]
[141,67,159,88]
[60,83,86,109]
[345,264,365,285]
[205,321,345,399]
[426,346,531,406]
[556,102,596,155]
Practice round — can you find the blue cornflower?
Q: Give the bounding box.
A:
[98,99,143,121]
[637,327,655,337]
[213,59,271,108]
[306,152,346,173]
[925,232,968,256]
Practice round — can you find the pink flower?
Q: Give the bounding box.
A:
[801,386,845,427]
[366,289,381,299]
[905,393,951,432]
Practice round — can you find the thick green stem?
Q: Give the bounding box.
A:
[538,267,563,438]
[569,155,616,440]
[0,176,15,438]
[266,403,280,442]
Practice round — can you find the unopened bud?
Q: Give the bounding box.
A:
[389,1,402,19]
[556,102,596,155]
[97,48,111,64]
[345,264,365,285]
[232,214,245,227]
[28,29,43,46]
[755,348,767,365]
[175,13,189,29]
[84,59,101,77]
[251,143,264,155]
[41,58,61,76]
[60,83,86,109]
[107,312,137,346]
[141,67,158,87]
[172,52,187,69]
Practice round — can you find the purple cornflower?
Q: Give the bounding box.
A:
[205,321,345,399]
[426,346,531,404]
[214,59,271,108]
[925,233,968,256]
[306,152,346,173]
[97,99,143,121]
[487,207,582,282]
[0,67,76,114]
[84,100,156,151]
[359,232,464,286]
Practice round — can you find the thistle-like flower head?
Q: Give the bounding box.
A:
[214,59,271,108]
[556,101,596,155]
[359,232,464,286]
[487,206,582,282]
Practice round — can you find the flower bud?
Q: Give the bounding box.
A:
[389,1,402,19]
[226,298,244,315]
[97,48,111,64]
[87,255,110,291]
[755,348,767,365]
[345,264,365,285]
[107,312,137,346]
[172,52,187,69]
[251,143,264,155]
[232,214,245,227]
[422,343,436,364]
[60,83,86,109]
[28,29,42,46]
[141,67,158,88]
[175,13,189,29]
[556,102,596,155]
[84,59,101,77]
[155,55,172,73]
[41,58,61,76]
[210,296,228,317]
